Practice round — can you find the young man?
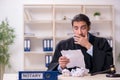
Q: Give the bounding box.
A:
[47,14,113,74]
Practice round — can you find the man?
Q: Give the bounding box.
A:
[47,13,113,74]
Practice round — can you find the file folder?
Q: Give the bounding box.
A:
[24,39,31,51]
[19,71,58,80]
[43,39,53,51]
[45,55,52,67]
[43,39,47,51]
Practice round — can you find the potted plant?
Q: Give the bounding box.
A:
[0,19,15,80]
[93,12,101,20]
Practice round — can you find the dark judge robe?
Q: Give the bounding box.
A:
[47,33,113,73]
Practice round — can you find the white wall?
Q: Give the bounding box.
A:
[0,0,120,73]
[0,0,23,73]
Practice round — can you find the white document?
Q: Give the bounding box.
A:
[61,50,85,68]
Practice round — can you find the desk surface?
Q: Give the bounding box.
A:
[58,74,120,80]
[4,73,120,80]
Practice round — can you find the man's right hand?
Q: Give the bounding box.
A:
[58,56,69,69]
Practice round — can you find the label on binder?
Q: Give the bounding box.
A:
[21,73,43,79]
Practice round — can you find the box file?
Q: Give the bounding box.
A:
[24,39,31,51]
[45,55,52,67]
[43,39,53,51]
[19,71,58,80]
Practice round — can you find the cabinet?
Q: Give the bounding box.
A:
[83,5,115,64]
[24,5,53,70]
[23,4,115,71]
[54,5,83,45]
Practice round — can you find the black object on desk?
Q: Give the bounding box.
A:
[106,74,120,77]
[91,65,116,76]
[91,65,120,77]
[106,65,120,78]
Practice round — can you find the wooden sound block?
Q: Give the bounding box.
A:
[106,74,120,78]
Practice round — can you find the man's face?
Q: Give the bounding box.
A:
[72,21,89,37]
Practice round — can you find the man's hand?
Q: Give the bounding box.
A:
[58,56,69,69]
[74,34,92,50]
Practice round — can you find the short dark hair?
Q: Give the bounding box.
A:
[72,14,91,30]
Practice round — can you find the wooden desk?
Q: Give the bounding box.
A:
[3,73,120,80]
[4,73,18,80]
[58,74,120,80]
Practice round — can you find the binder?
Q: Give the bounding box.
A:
[45,55,49,67]
[43,39,47,51]
[27,39,31,51]
[19,71,58,80]
[24,40,27,51]
[47,39,50,51]
[50,39,53,51]
[45,55,52,67]
[24,39,31,52]
[43,39,53,51]
[49,55,52,63]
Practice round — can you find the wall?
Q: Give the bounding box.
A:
[0,0,120,73]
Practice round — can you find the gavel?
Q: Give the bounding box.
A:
[91,65,120,77]
[91,65,116,76]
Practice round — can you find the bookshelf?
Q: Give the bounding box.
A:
[23,4,115,70]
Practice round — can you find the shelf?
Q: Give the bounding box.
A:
[24,5,53,22]
[55,36,73,39]
[55,5,82,21]
[24,65,47,71]
[24,5,52,9]
[24,51,53,54]
[55,5,82,9]
[84,5,113,21]
[55,20,71,23]
[91,20,112,23]
[25,20,52,24]
[84,5,112,9]
[55,19,112,24]
[24,35,53,39]
[23,4,115,71]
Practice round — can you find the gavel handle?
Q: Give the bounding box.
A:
[91,69,110,76]
[91,65,116,76]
